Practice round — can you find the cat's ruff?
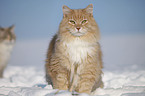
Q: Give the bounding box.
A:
[63,38,97,64]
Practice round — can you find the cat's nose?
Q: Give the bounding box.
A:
[76,27,80,31]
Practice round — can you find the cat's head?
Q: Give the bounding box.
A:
[0,25,16,43]
[59,4,100,41]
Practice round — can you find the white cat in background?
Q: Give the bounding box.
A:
[0,25,16,78]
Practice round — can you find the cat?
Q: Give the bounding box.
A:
[0,25,16,78]
[45,4,103,94]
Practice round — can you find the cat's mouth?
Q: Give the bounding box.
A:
[71,31,86,37]
[66,28,86,37]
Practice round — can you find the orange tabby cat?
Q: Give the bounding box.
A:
[45,4,103,94]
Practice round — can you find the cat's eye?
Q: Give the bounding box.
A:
[69,20,75,24]
[81,20,87,24]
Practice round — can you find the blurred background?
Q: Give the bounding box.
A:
[0,0,145,71]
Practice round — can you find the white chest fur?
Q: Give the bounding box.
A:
[63,38,95,64]
[63,38,97,88]
[0,41,15,65]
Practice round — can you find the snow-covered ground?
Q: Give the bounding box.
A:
[0,66,145,96]
[0,34,145,96]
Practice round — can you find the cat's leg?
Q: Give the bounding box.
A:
[0,69,4,78]
[53,68,70,90]
[69,72,79,92]
[75,63,102,94]
[46,61,70,90]
[91,76,104,92]
[69,64,80,92]
[0,64,6,78]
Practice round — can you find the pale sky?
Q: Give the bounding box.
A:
[0,0,145,40]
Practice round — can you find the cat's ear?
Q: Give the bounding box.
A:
[62,5,71,17]
[9,25,15,33]
[85,4,93,16]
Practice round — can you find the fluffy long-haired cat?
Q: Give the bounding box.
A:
[45,4,103,94]
[0,25,16,78]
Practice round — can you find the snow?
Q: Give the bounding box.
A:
[0,66,145,96]
[0,34,145,96]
